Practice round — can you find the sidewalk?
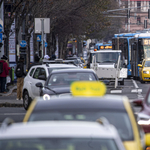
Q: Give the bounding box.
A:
[0,84,23,107]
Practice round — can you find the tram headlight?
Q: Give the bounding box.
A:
[43,94,50,100]
[143,71,149,74]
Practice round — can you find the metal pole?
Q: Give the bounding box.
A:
[128,0,130,32]
[41,19,44,58]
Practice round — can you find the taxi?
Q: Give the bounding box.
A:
[138,59,150,83]
[0,118,126,150]
[24,81,150,150]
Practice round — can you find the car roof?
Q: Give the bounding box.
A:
[31,64,77,69]
[0,121,119,139]
[34,95,127,112]
[50,68,95,74]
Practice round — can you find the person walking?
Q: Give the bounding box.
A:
[15,56,26,100]
[0,55,10,93]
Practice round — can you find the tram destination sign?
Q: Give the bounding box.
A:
[143,39,150,45]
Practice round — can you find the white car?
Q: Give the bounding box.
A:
[22,63,79,110]
[0,119,126,150]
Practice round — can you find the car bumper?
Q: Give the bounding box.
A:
[142,74,150,81]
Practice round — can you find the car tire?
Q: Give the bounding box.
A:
[23,90,31,110]
[120,79,124,85]
[140,78,145,84]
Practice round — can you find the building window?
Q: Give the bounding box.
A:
[149,1,150,8]
[137,1,141,10]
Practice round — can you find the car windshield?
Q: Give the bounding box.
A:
[29,111,133,141]
[96,52,120,63]
[0,138,118,150]
[48,67,78,74]
[144,61,150,67]
[47,73,96,86]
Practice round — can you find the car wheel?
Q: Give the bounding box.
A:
[23,90,31,110]
[120,79,124,85]
[140,78,145,84]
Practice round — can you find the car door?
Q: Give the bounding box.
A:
[31,67,46,98]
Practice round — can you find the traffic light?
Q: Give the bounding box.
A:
[144,20,147,29]
[148,9,150,19]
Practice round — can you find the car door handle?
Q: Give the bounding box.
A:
[29,82,32,84]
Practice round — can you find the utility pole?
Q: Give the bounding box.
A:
[128,0,130,32]
[41,19,44,58]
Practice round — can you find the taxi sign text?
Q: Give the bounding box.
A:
[71,81,106,97]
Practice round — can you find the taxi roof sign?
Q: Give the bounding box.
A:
[71,81,106,97]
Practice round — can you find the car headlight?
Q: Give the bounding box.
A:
[143,71,149,74]
[43,94,50,100]
[138,119,150,125]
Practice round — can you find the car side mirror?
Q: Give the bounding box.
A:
[132,99,143,107]
[38,75,46,81]
[36,82,43,88]
[138,64,142,68]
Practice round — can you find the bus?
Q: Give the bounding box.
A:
[112,32,150,79]
[131,33,150,79]
[112,33,138,77]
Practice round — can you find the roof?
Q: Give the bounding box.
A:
[0,121,119,139]
[34,95,127,112]
[50,68,95,74]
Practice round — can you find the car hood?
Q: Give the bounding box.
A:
[52,86,70,94]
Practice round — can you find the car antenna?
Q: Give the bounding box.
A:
[46,63,49,67]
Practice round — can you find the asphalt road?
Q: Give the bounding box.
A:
[0,78,148,125]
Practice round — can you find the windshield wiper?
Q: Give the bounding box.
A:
[44,86,57,95]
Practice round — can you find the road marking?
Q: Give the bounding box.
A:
[131,89,142,93]
[132,79,139,88]
[110,90,122,93]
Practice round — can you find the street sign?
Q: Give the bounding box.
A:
[20,40,27,47]
[0,33,2,43]
[0,24,3,32]
[45,42,48,47]
[37,35,41,42]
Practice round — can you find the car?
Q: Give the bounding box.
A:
[22,63,79,110]
[0,118,126,150]
[138,59,150,83]
[66,56,83,68]
[132,87,150,134]
[24,81,147,150]
[36,69,99,100]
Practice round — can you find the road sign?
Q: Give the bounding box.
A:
[37,35,41,42]
[0,24,3,32]
[45,42,48,47]
[0,33,2,43]
[20,40,27,47]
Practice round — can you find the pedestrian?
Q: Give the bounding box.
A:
[0,55,10,93]
[51,52,56,60]
[15,56,26,100]
[67,51,73,57]
[43,54,50,62]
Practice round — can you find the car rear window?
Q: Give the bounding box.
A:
[47,72,97,86]
[29,111,133,141]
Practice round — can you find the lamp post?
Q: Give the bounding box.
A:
[128,0,130,32]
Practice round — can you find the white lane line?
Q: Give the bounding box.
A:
[0,113,26,115]
[131,89,142,93]
[110,90,122,93]
[132,79,139,88]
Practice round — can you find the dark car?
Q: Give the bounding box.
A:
[36,69,99,100]
[132,87,150,133]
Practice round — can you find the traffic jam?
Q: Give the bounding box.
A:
[1,42,150,150]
